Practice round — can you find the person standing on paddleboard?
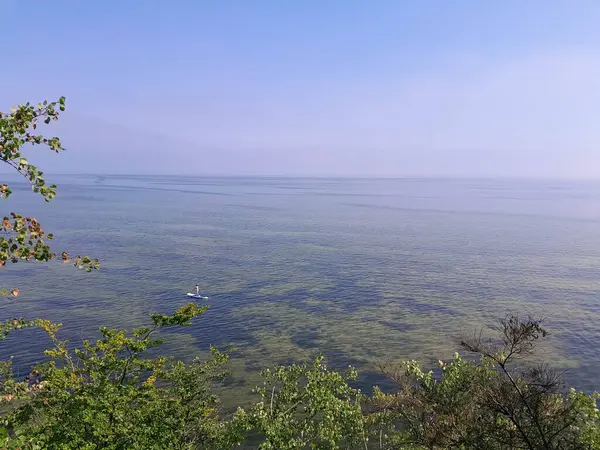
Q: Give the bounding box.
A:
[194,284,200,295]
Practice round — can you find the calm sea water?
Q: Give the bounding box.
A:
[1,175,600,399]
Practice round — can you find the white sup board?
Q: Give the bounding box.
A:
[187,293,208,300]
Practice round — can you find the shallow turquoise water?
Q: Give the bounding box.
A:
[1,175,599,396]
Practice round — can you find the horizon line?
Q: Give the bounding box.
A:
[2,171,600,182]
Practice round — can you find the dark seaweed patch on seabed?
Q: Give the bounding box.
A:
[287,285,382,314]
[378,320,418,332]
[550,325,600,394]
[241,358,264,372]
[320,350,364,371]
[291,328,321,349]
[166,303,262,351]
[320,281,385,312]
[358,370,397,394]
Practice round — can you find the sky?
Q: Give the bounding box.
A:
[2,0,600,177]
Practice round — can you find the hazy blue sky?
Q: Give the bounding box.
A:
[3,1,600,177]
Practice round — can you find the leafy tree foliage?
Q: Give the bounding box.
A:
[0,304,240,449]
[1,310,595,449]
[0,97,98,301]
[367,315,600,449]
[233,356,367,449]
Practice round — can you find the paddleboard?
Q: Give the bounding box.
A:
[187,293,209,300]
